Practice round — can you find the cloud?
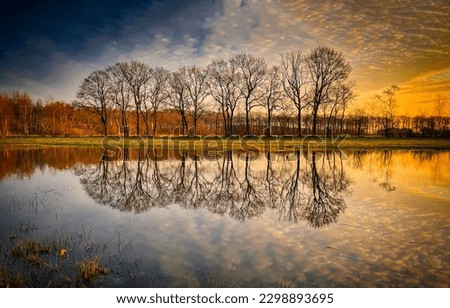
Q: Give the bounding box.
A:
[0,54,94,101]
[201,0,317,62]
[0,0,448,111]
[199,0,449,94]
[395,68,450,115]
[0,0,221,101]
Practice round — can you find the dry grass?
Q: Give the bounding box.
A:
[76,258,108,286]
[1,223,109,287]
[187,272,240,288]
[10,239,52,266]
[0,267,28,288]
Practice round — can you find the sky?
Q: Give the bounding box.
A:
[0,0,449,115]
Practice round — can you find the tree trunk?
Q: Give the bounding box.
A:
[121,111,129,137]
[229,113,234,136]
[102,117,108,136]
[297,107,302,137]
[215,112,220,136]
[135,106,140,136]
[152,115,157,136]
[180,114,188,136]
[312,107,318,135]
[246,106,251,135]
[193,109,198,136]
[142,110,150,136]
[145,119,149,136]
[339,107,346,134]
[221,110,227,136]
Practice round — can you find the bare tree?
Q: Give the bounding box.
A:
[0,93,14,137]
[376,85,400,137]
[140,66,170,136]
[11,92,34,136]
[231,53,267,135]
[184,65,209,136]
[207,59,243,136]
[364,96,380,134]
[106,63,133,136]
[75,70,112,136]
[306,46,351,135]
[349,108,368,137]
[281,51,309,136]
[168,67,191,136]
[124,61,152,136]
[434,95,447,135]
[324,82,354,135]
[261,65,285,136]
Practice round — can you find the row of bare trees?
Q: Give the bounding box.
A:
[75,46,354,137]
[349,88,449,137]
[0,91,143,136]
[1,45,447,137]
[1,90,448,137]
[0,92,99,137]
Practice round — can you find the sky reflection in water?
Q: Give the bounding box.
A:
[0,148,448,287]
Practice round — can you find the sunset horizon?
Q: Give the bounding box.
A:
[1,0,449,116]
[0,1,449,300]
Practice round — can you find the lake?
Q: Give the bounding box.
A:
[0,147,448,287]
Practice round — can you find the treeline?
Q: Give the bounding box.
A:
[1,90,448,137]
[1,89,447,137]
[1,46,448,137]
[0,92,101,136]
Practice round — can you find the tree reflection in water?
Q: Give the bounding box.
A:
[379,151,395,192]
[303,152,349,228]
[75,149,351,228]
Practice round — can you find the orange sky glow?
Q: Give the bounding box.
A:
[0,0,448,115]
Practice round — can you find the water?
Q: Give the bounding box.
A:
[0,148,449,287]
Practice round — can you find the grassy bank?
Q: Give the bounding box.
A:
[0,136,449,150]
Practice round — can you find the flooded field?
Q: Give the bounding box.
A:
[0,148,448,287]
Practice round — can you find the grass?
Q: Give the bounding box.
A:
[10,238,52,266]
[0,221,110,288]
[0,135,449,150]
[0,267,28,288]
[1,220,329,288]
[187,273,236,288]
[77,258,108,286]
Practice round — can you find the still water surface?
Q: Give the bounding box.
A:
[0,148,448,287]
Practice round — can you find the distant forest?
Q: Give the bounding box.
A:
[1,46,448,138]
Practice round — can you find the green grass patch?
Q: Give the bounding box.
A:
[0,136,449,150]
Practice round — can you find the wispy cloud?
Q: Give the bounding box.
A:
[199,0,450,96]
[0,0,448,110]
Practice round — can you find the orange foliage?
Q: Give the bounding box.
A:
[0,91,447,137]
[0,93,16,136]
[0,148,105,180]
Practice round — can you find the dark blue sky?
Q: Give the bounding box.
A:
[0,0,448,113]
[0,0,219,79]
